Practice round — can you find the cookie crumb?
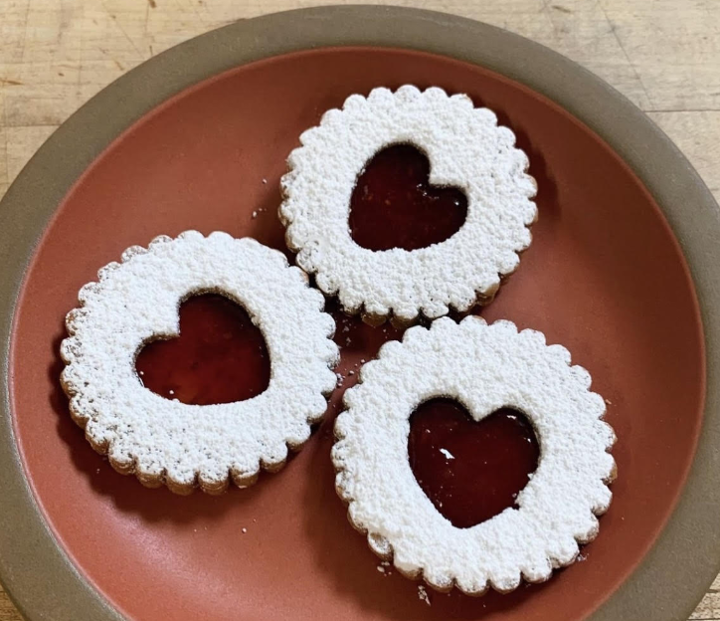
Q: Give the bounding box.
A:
[242,527,247,534]
[577,553,587,562]
[377,565,386,573]
[348,370,355,376]
[252,211,258,219]
[417,585,431,606]
[604,398,612,405]
[262,178,267,184]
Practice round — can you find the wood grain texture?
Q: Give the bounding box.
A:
[0,586,20,621]
[0,1,718,619]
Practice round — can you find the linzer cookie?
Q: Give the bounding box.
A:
[332,317,615,595]
[280,85,537,326]
[60,231,338,495]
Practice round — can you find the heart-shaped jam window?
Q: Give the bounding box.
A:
[349,144,468,251]
[408,398,540,528]
[136,293,270,405]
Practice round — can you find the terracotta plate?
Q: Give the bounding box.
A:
[1,7,720,621]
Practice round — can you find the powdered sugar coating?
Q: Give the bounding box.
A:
[280,85,537,323]
[332,317,615,594]
[61,232,339,494]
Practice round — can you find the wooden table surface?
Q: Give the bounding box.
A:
[0,1,718,619]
